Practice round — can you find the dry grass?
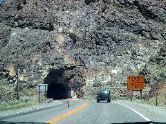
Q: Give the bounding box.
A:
[0,95,48,112]
[128,84,166,107]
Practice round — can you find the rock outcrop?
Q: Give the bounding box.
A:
[0,0,165,100]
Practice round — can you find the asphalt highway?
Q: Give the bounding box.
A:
[0,100,156,124]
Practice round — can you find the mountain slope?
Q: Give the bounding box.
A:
[0,0,165,100]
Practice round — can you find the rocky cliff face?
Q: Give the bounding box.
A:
[0,0,165,100]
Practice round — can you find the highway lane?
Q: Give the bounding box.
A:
[55,101,148,124]
[0,100,150,124]
[0,100,82,124]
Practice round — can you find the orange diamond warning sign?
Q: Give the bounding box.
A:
[127,76,145,90]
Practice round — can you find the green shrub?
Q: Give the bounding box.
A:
[84,0,97,5]
[68,32,79,44]
[103,0,111,4]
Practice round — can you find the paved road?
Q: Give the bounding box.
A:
[0,100,160,124]
[55,101,148,124]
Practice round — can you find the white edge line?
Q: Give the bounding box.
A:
[116,102,151,121]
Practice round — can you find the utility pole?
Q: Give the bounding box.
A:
[16,51,20,100]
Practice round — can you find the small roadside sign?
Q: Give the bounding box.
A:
[36,84,48,92]
[127,75,145,90]
[36,84,48,103]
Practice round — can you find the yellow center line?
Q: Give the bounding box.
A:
[46,102,88,124]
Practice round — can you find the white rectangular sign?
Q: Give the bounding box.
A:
[36,84,48,92]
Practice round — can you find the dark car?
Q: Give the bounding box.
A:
[97,90,111,103]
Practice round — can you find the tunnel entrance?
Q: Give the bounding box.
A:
[44,68,71,100]
[44,66,85,99]
[47,83,70,99]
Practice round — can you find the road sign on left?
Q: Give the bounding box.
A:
[36,84,48,92]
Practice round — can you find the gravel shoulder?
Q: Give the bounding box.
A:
[116,100,166,122]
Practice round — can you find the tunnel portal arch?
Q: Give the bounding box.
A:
[44,68,71,100]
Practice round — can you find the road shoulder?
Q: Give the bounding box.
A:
[115,100,166,122]
[0,100,63,120]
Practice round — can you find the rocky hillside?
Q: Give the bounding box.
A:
[0,0,165,100]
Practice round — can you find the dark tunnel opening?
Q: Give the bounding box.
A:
[47,83,70,99]
[44,68,71,100]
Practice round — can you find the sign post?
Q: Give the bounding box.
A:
[127,75,145,100]
[36,84,48,103]
[155,96,158,106]
[39,85,41,103]
[140,89,143,99]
